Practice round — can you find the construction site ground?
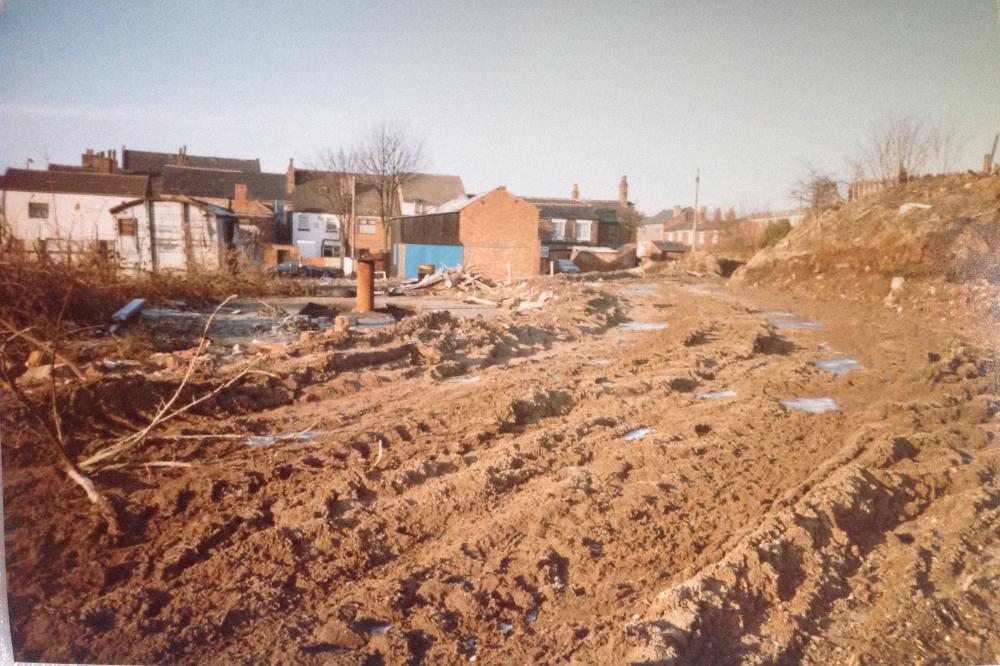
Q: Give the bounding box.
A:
[2,270,998,665]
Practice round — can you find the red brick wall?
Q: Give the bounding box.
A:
[458,188,539,280]
[354,217,387,253]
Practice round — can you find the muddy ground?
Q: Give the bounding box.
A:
[2,271,998,664]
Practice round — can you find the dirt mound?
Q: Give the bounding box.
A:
[731,174,1000,319]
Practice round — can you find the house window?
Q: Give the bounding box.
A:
[551,219,566,240]
[29,203,49,219]
[322,241,341,258]
[358,219,377,234]
[297,214,310,231]
[325,217,338,232]
[117,217,137,236]
[607,225,620,244]
[541,246,550,258]
[576,220,592,242]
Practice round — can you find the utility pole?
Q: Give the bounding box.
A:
[692,168,700,252]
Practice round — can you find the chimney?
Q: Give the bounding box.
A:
[672,205,682,219]
[286,158,295,195]
[699,205,707,222]
[712,207,722,224]
[571,183,579,201]
[81,149,116,173]
[176,146,189,167]
[619,176,628,207]
[234,183,248,210]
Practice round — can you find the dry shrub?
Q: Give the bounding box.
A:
[0,256,302,330]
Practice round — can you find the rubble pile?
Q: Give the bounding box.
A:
[731,173,1000,320]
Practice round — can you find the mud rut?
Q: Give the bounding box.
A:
[3,276,998,665]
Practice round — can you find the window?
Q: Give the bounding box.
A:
[117,217,137,236]
[541,246,550,258]
[325,216,338,232]
[551,219,566,240]
[29,203,48,219]
[322,241,341,258]
[576,220,592,242]
[698,231,705,245]
[358,219,377,234]
[607,225,619,244]
[297,214,310,231]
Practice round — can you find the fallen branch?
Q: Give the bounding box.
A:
[79,295,252,471]
[0,316,86,380]
[0,342,120,534]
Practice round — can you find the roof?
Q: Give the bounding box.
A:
[400,173,466,206]
[639,209,678,227]
[652,240,689,253]
[121,149,261,175]
[0,168,149,197]
[290,175,382,216]
[291,170,465,217]
[430,192,486,214]
[527,200,623,223]
[156,166,288,200]
[109,195,238,217]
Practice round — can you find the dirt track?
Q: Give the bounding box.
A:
[3,272,998,664]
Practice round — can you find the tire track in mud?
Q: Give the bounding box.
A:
[4,275,997,664]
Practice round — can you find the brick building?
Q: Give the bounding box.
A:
[526,176,635,269]
[639,205,735,248]
[390,187,540,280]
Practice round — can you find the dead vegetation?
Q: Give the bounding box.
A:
[732,172,1000,321]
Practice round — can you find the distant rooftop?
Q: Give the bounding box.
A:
[0,168,149,197]
[122,148,261,175]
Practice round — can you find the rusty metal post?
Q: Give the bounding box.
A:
[355,258,375,313]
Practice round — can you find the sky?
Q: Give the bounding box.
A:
[0,0,998,214]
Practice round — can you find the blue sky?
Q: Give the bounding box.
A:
[1,0,997,214]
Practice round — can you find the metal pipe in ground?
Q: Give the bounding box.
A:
[355,258,375,313]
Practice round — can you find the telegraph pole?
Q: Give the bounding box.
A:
[692,168,700,251]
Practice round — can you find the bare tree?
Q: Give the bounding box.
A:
[927,120,964,174]
[355,122,425,255]
[313,147,361,262]
[789,162,841,211]
[857,115,929,182]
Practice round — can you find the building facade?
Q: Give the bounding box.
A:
[391,187,540,280]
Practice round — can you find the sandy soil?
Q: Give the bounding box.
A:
[3,272,998,665]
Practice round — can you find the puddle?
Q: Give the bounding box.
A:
[623,283,657,295]
[779,397,840,414]
[618,321,669,331]
[524,609,538,624]
[769,319,823,330]
[244,430,323,447]
[591,358,613,366]
[352,314,396,329]
[697,390,737,399]
[498,621,513,635]
[366,623,392,636]
[815,357,863,376]
[453,374,481,384]
[765,310,796,318]
[624,427,653,441]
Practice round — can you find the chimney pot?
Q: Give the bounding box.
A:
[619,176,628,207]
[571,183,579,201]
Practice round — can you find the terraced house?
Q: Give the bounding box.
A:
[527,176,636,270]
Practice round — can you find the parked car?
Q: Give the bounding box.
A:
[276,260,340,278]
[552,259,581,274]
